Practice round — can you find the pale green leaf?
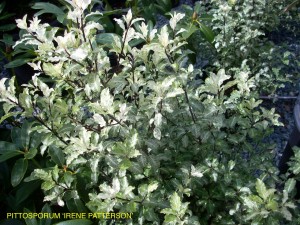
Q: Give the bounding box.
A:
[170,192,181,212]
[255,179,268,201]
[284,178,296,194]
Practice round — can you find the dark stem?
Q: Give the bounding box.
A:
[184,89,197,123]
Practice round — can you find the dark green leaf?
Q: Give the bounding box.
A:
[10,128,21,148]
[0,12,15,20]
[0,33,14,46]
[182,24,198,40]
[24,208,38,225]
[0,141,17,152]
[66,198,89,213]
[30,132,41,149]
[198,23,215,44]
[194,2,201,14]
[48,146,65,166]
[39,204,52,225]
[25,148,38,159]
[5,58,31,68]
[96,33,121,47]
[58,124,74,134]
[0,24,16,32]
[0,2,5,14]
[99,16,115,32]
[21,121,32,148]
[32,2,66,23]
[11,158,28,187]
[15,181,41,205]
[0,150,23,162]
[11,122,32,149]
[129,38,144,47]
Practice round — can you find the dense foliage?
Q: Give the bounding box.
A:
[0,0,300,224]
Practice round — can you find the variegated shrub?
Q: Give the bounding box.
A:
[0,0,298,224]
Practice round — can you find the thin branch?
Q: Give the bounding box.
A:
[184,89,197,123]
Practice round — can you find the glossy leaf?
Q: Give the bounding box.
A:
[255,179,268,201]
[0,111,21,124]
[32,2,66,23]
[284,178,296,194]
[96,33,121,47]
[48,146,65,166]
[66,198,89,213]
[40,203,52,225]
[0,2,5,13]
[24,148,38,159]
[11,158,28,187]
[0,141,17,152]
[0,150,23,162]
[5,58,31,68]
[198,22,215,44]
[15,181,41,206]
[0,24,16,32]
[24,208,38,225]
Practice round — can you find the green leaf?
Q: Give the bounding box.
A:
[41,180,56,191]
[40,203,52,225]
[228,0,237,6]
[164,214,177,223]
[281,208,292,221]
[129,38,144,47]
[5,58,31,68]
[21,121,32,148]
[24,208,38,225]
[200,69,231,95]
[0,111,21,124]
[25,148,38,159]
[0,150,23,162]
[32,2,66,23]
[0,141,17,152]
[15,181,41,206]
[48,146,65,166]
[255,179,268,201]
[11,158,28,187]
[63,172,74,187]
[66,198,89,213]
[182,24,198,40]
[194,2,201,14]
[54,219,93,225]
[58,124,75,134]
[0,12,15,21]
[110,76,127,94]
[153,127,161,140]
[266,199,278,211]
[29,132,41,149]
[0,24,16,32]
[0,33,14,46]
[0,2,5,13]
[11,127,25,149]
[284,178,296,194]
[96,33,121,47]
[198,22,215,44]
[170,192,181,212]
